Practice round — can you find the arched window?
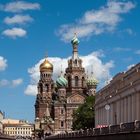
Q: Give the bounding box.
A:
[75,76,79,87]
[68,76,71,88]
[45,84,49,92]
[75,59,77,65]
[40,83,43,93]
[82,77,85,87]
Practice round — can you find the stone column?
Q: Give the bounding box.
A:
[101,108,103,125]
[116,101,119,124]
[136,92,140,120]
[138,92,140,120]
[98,108,100,125]
[124,97,127,123]
[103,107,106,124]
[121,98,124,123]
[110,104,113,125]
[132,94,135,121]
[95,108,98,127]
[128,95,131,122]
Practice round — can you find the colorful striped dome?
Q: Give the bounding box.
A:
[87,76,99,86]
[56,75,68,88]
[71,35,80,45]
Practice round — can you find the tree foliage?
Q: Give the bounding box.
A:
[72,96,95,130]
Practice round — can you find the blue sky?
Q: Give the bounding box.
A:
[0,0,140,122]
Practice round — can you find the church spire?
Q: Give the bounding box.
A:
[71,33,80,60]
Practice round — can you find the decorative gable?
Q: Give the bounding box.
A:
[67,93,85,103]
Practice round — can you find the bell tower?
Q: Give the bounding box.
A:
[65,34,86,94]
[35,56,54,119]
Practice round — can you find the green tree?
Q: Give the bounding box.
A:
[72,96,95,130]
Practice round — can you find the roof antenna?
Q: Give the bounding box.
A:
[60,60,63,76]
[91,65,94,76]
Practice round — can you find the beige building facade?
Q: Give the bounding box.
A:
[95,63,140,127]
[2,119,34,137]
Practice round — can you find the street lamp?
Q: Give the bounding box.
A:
[105,104,110,125]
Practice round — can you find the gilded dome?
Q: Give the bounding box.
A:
[40,59,53,72]
[56,75,68,88]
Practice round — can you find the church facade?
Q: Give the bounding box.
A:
[34,35,98,134]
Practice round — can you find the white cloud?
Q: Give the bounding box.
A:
[25,51,114,96]
[3,1,40,13]
[12,78,23,87]
[2,28,27,38]
[0,78,23,87]
[113,47,131,52]
[24,85,37,96]
[127,64,135,70]
[125,28,134,35]
[135,50,140,55]
[0,56,7,71]
[4,15,33,25]
[57,0,135,42]
[0,79,9,87]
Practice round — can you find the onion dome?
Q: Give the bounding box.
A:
[40,58,53,72]
[71,34,80,45]
[87,74,99,86]
[56,75,68,88]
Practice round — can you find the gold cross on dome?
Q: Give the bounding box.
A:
[45,52,48,59]
[74,32,77,37]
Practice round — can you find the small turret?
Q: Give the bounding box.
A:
[71,33,80,45]
[56,72,67,102]
[86,72,99,96]
[56,75,68,88]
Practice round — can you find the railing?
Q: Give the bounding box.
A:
[45,120,140,139]
[0,134,15,140]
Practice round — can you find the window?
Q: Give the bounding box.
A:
[45,84,49,92]
[61,109,64,114]
[75,59,77,65]
[40,83,43,93]
[75,76,79,87]
[82,77,85,87]
[61,121,64,128]
[68,76,71,88]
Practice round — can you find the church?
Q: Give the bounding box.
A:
[34,35,98,134]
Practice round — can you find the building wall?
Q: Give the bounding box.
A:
[0,111,4,133]
[54,102,84,134]
[2,119,34,137]
[95,63,140,127]
[3,125,34,136]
